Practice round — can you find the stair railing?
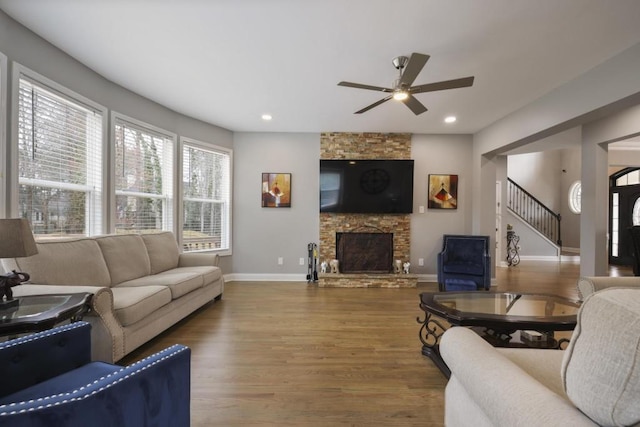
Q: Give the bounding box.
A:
[507,178,562,247]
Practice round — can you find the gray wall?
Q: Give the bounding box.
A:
[231,133,473,279]
[232,132,320,279]
[508,151,562,212]
[560,146,582,250]
[0,10,235,272]
[507,147,582,251]
[410,134,474,275]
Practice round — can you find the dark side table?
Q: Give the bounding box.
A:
[0,293,92,337]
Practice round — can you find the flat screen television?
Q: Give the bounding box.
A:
[320,159,414,213]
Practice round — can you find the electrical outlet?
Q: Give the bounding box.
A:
[419,205,425,213]
[278,257,283,265]
[299,257,305,265]
[418,258,424,266]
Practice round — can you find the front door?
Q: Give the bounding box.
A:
[610,168,640,266]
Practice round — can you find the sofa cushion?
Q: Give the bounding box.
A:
[118,271,203,299]
[498,348,567,399]
[12,238,111,287]
[561,288,640,426]
[111,285,171,326]
[166,266,222,287]
[141,232,180,274]
[96,234,151,285]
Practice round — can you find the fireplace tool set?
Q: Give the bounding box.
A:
[306,243,318,283]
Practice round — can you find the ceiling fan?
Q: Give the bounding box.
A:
[338,53,474,115]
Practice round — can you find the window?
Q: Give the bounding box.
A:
[113,114,175,233]
[16,67,105,237]
[181,138,231,253]
[0,52,6,217]
[612,192,619,257]
[568,180,581,214]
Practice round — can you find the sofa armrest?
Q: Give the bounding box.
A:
[0,322,92,399]
[440,327,596,426]
[12,284,125,363]
[0,344,191,427]
[179,252,219,267]
[577,276,640,300]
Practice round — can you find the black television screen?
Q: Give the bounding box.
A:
[320,159,414,213]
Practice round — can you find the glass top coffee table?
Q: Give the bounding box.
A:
[417,292,581,377]
[0,293,92,336]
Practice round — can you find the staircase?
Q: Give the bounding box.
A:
[507,178,562,247]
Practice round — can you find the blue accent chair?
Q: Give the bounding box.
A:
[0,321,190,427]
[437,235,491,291]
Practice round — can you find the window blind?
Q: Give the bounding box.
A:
[17,78,103,237]
[182,142,231,252]
[114,119,173,233]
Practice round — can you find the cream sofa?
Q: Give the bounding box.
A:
[577,275,640,300]
[1,232,223,363]
[440,288,640,427]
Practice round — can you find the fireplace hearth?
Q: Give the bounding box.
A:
[336,232,393,274]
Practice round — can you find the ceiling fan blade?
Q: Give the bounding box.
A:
[410,76,475,94]
[399,53,430,87]
[403,95,428,115]
[338,81,393,93]
[355,95,393,114]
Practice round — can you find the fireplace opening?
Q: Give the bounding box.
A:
[336,232,393,274]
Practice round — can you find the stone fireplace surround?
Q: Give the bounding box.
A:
[318,132,417,288]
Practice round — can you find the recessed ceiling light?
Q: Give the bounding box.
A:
[444,116,457,123]
[261,114,272,121]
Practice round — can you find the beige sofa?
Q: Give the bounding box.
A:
[577,275,640,300]
[440,287,640,427]
[1,232,223,363]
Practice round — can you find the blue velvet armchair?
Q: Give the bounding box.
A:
[437,235,491,291]
[0,321,190,427]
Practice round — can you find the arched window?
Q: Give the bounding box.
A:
[568,181,581,214]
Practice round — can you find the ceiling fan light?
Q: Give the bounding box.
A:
[393,90,409,101]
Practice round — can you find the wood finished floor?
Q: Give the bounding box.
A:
[122,261,632,426]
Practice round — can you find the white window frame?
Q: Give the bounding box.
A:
[568,180,581,214]
[0,51,7,219]
[110,112,177,234]
[11,63,108,235]
[179,137,232,255]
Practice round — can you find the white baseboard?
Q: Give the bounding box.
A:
[224,273,439,283]
[224,273,307,282]
[498,255,580,264]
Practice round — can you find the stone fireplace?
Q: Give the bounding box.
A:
[318,132,417,288]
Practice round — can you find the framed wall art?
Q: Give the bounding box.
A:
[428,174,458,209]
[261,173,291,208]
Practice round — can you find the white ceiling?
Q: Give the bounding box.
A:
[2,0,640,134]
